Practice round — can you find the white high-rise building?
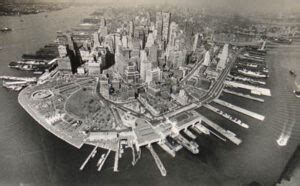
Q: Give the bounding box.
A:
[162,12,171,42]
[140,50,152,81]
[203,50,211,66]
[192,33,199,52]
[146,32,155,48]
[58,45,67,57]
[168,22,178,48]
[145,67,162,84]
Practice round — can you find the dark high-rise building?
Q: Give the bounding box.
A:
[66,33,82,74]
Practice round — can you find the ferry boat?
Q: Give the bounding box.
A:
[293,76,300,98]
[276,134,290,146]
[0,27,12,32]
[238,69,267,78]
[289,70,296,77]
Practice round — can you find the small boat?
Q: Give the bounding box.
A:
[289,70,296,77]
[293,90,300,98]
[1,27,12,32]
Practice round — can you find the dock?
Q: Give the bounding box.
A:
[173,134,199,154]
[223,89,264,103]
[214,98,265,121]
[198,114,242,145]
[147,144,167,176]
[224,80,271,96]
[113,141,120,172]
[158,140,176,157]
[80,145,98,171]
[0,76,37,82]
[204,104,249,128]
[97,150,111,172]
[183,129,197,139]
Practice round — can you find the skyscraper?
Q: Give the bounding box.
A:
[192,33,199,52]
[129,20,134,38]
[140,50,152,81]
[162,12,171,43]
[124,61,140,85]
[168,22,178,49]
[66,33,82,74]
[156,11,163,41]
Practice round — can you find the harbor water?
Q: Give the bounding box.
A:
[0,6,299,186]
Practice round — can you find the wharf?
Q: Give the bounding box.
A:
[147,144,167,176]
[223,89,265,102]
[214,98,265,121]
[204,104,249,128]
[0,76,37,82]
[198,113,242,145]
[224,80,271,96]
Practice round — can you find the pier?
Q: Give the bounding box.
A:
[214,98,265,121]
[0,76,37,82]
[223,89,264,103]
[183,129,197,139]
[158,140,176,157]
[80,145,98,171]
[97,150,111,172]
[173,134,199,154]
[204,104,249,128]
[113,141,120,172]
[147,144,167,176]
[224,80,271,96]
[198,114,242,145]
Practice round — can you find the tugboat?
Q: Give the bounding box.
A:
[293,76,300,98]
[289,70,296,77]
[0,27,12,32]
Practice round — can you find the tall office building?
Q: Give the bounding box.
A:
[99,75,109,99]
[145,32,155,48]
[145,67,162,84]
[124,61,140,85]
[93,32,100,47]
[148,45,158,67]
[100,17,106,27]
[192,33,199,52]
[140,50,152,81]
[66,33,82,74]
[129,20,134,38]
[168,22,178,49]
[155,11,163,41]
[162,12,171,43]
[58,45,67,57]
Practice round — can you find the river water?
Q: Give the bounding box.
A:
[0,6,299,186]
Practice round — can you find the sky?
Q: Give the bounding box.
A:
[7,0,300,15]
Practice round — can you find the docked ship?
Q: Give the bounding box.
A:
[238,69,268,78]
[2,81,29,91]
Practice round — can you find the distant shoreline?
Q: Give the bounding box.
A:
[0,2,70,17]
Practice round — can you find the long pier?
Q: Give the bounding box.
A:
[0,76,37,82]
[173,134,199,154]
[80,145,98,171]
[147,144,167,176]
[214,98,265,121]
[198,114,242,145]
[97,150,111,172]
[113,141,120,172]
[158,140,176,157]
[223,89,264,103]
[204,104,249,128]
[224,81,271,96]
